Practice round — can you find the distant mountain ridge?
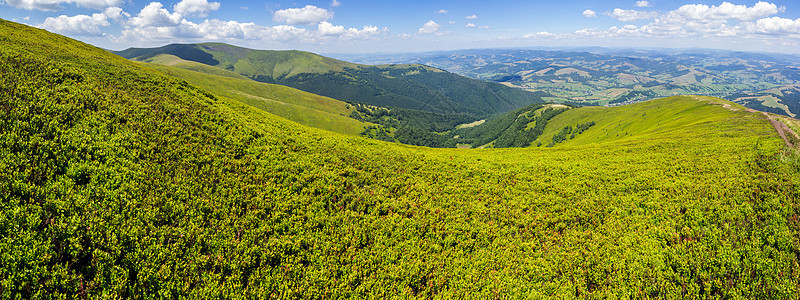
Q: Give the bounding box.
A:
[114,44,548,116]
[337,48,800,117]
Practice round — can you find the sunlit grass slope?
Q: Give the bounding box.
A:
[3,20,800,298]
[535,95,758,147]
[142,58,369,136]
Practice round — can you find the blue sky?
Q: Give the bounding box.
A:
[3,0,800,53]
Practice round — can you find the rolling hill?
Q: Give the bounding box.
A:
[114,44,549,116]
[3,19,800,298]
[140,57,370,136]
[341,48,800,116]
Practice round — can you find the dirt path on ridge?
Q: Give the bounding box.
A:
[689,95,798,148]
[757,111,798,148]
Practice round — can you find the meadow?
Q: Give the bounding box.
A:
[2,19,799,298]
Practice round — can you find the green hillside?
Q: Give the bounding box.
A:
[114,43,548,116]
[534,96,752,147]
[4,19,800,299]
[141,58,370,136]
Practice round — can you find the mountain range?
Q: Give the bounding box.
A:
[114,43,548,117]
[338,48,800,117]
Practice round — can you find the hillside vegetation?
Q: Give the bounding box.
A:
[3,19,800,298]
[115,43,548,116]
[143,60,369,136]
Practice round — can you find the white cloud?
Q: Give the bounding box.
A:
[273,5,333,25]
[331,0,340,7]
[635,1,651,8]
[480,25,490,29]
[583,9,596,18]
[103,6,126,22]
[318,21,345,36]
[418,20,440,34]
[115,1,384,46]
[173,0,220,17]
[128,2,182,27]
[752,17,800,35]
[437,9,447,14]
[449,20,456,24]
[575,28,598,36]
[121,18,385,45]
[523,31,555,38]
[465,23,475,28]
[317,21,383,39]
[122,19,310,41]
[547,1,792,43]
[465,14,477,20]
[40,6,126,36]
[607,8,658,22]
[670,1,778,22]
[3,0,122,11]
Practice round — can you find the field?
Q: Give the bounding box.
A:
[2,19,800,298]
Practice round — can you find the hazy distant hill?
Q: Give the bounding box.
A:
[339,48,800,117]
[115,44,548,116]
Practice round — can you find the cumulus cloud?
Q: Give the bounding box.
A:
[122,19,310,41]
[522,31,555,38]
[318,21,383,39]
[173,0,220,17]
[418,20,440,34]
[465,14,477,20]
[752,17,800,35]
[635,1,651,8]
[670,1,778,22]
[465,23,476,28]
[273,5,333,25]
[552,1,792,42]
[583,9,596,18]
[437,9,447,14]
[128,2,182,27]
[607,8,658,22]
[3,0,122,11]
[113,1,384,46]
[331,0,340,7]
[40,6,127,35]
[575,28,599,36]
[317,21,345,35]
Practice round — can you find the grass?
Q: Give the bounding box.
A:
[144,61,370,136]
[3,19,800,298]
[534,95,759,147]
[198,43,358,78]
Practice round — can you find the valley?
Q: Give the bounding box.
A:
[338,48,800,117]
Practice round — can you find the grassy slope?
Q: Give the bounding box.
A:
[143,59,369,136]
[3,20,800,298]
[535,96,750,147]
[198,42,358,78]
[142,54,251,80]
